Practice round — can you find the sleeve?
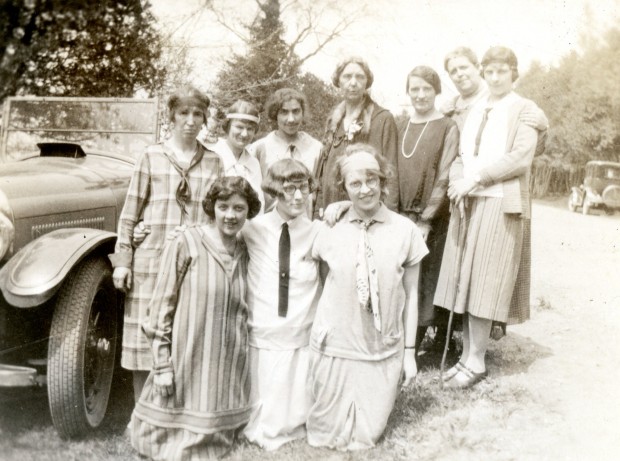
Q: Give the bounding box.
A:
[403,222,429,267]
[421,123,460,223]
[380,113,400,212]
[108,151,151,268]
[449,152,464,183]
[387,119,404,212]
[310,222,328,261]
[477,100,538,187]
[142,233,192,373]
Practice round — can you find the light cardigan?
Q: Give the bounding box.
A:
[450,93,538,219]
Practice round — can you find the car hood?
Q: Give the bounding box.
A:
[0,155,134,219]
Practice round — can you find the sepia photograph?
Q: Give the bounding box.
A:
[0,0,619,459]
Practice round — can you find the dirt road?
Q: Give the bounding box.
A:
[505,199,620,460]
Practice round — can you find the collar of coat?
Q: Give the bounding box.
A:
[326,94,376,137]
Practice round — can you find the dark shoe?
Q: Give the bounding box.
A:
[444,364,487,389]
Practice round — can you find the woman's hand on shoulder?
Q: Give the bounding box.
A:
[322,200,352,227]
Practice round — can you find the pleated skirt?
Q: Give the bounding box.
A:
[306,350,402,451]
[243,346,312,450]
[434,196,526,323]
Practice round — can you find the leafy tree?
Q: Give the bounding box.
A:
[518,26,620,195]
[206,0,350,138]
[0,0,166,102]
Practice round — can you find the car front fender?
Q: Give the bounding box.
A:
[0,228,116,308]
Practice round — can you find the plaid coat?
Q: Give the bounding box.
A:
[109,142,222,370]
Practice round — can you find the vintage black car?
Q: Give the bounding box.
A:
[568,160,620,215]
[0,97,159,438]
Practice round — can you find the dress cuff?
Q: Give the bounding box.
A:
[108,251,132,268]
[152,361,173,374]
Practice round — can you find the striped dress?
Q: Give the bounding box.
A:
[130,226,252,461]
[109,143,222,370]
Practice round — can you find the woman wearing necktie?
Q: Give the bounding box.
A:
[307,143,428,450]
[241,159,322,450]
[109,86,223,401]
[434,46,540,389]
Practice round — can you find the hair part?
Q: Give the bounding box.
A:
[265,88,307,123]
[202,176,261,220]
[334,143,393,202]
[262,158,317,198]
[222,100,260,133]
[331,56,374,89]
[167,86,210,124]
[405,65,442,94]
[481,46,519,81]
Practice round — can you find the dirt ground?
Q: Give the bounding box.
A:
[1,198,619,460]
[496,198,620,460]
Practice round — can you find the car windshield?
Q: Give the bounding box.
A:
[1,98,160,162]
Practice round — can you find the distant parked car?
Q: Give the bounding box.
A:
[568,160,620,215]
[0,97,159,438]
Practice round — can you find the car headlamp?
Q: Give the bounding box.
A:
[0,190,15,261]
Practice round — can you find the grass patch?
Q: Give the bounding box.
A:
[0,332,552,461]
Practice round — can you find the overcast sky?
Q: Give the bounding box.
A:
[151,0,619,111]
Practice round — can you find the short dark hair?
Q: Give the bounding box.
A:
[167,86,210,123]
[221,100,260,133]
[331,56,374,89]
[202,176,261,220]
[405,65,441,94]
[481,46,519,81]
[265,88,307,123]
[262,158,317,198]
[443,47,479,72]
[334,143,393,202]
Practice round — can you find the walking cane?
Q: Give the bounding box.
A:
[440,199,468,388]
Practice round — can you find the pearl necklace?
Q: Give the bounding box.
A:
[401,120,429,159]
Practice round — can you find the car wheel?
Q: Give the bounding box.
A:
[582,198,590,215]
[47,256,118,439]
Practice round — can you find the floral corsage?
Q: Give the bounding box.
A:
[346,120,364,141]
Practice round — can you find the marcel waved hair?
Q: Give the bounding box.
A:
[262,158,317,198]
[202,176,261,220]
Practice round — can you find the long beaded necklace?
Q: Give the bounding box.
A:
[401,120,430,159]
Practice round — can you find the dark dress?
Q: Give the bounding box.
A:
[389,116,459,326]
[313,97,399,217]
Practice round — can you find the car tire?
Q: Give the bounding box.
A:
[47,256,118,439]
[582,198,590,215]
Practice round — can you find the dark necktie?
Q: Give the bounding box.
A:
[278,222,290,317]
[288,144,298,160]
[473,108,492,157]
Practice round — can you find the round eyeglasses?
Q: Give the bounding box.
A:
[346,176,379,192]
[282,182,310,196]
